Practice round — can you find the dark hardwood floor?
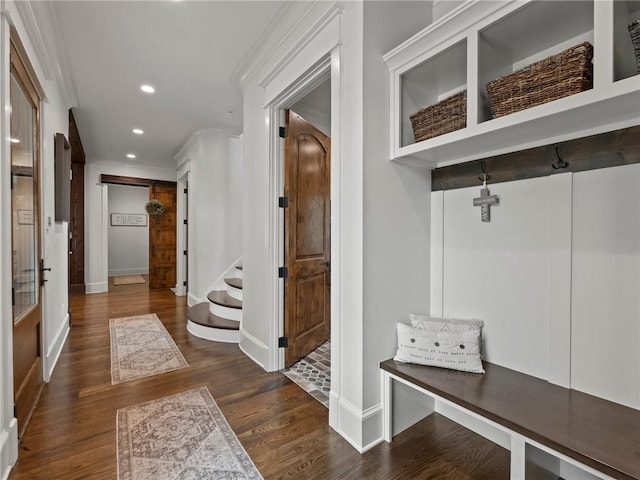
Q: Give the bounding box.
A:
[9,283,509,479]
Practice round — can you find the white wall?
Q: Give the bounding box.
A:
[174,129,243,304]
[84,160,176,293]
[362,0,433,421]
[1,1,73,475]
[431,165,640,410]
[239,0,432,452]
[290,79,331,137]
[571,164,640,409]
[107,184,149,276]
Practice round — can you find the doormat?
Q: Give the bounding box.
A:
[110,313,189,384]
[117,386,263,480]
[113,275,146,285]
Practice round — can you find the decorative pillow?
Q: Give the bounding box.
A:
[394,316,485,374]
[409,314,484,334]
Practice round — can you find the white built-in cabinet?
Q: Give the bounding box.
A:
[384,0,640,167]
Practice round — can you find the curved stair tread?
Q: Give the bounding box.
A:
[224,277,243,289]
[187,303,240,330]
[207,290,242,309]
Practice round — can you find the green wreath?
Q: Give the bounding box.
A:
[145,199,166,216]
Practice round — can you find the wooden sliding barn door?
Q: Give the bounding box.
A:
[149,184,177,289]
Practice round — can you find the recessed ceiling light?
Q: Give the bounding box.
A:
[140,84,155,94]
[133,128,144,135]
[126,153,136,159]
[10,137,20,143]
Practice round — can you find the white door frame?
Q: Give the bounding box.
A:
[265,50,342,429]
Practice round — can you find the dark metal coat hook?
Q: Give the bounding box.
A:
[478,160,491,182]
[551,146,569,169]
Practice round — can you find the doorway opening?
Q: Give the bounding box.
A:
[100,175,177,292]
[279,78,332,406]
[107,184,150,290]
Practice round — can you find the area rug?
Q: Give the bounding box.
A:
[117,386,263,480]
[110,313,189,384]
[114,275,146,285]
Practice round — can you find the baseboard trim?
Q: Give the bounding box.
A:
[0,419,18,480]
[186,320,240,344]
[45,315,70,382]
[333,398,384,453]
[239,328,270,372]
[187,293,200,307]
[86,281,107,294]
[108,268,149,276]
[69,283,85,296]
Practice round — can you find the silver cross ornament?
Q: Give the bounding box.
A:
[473,174,499,222]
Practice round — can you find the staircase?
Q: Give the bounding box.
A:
[186,265,243,343]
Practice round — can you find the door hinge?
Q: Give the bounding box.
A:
[278,196,288,208]
[278,337,288,348]
[183,219,188,225]
[183,281,187,287]
[11,287,15,306]
[13,404,17,418]
[279,126,288,138]
[278,267,288,279]
[184,188,188,194]
[183,250,188,256]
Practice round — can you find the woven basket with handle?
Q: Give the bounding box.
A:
[629,20,640,73]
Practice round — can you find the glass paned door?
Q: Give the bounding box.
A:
[11,72,38,322]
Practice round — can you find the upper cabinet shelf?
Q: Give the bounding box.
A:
[385,0,640,167]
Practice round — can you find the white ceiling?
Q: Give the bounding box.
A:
[50,1,286,167]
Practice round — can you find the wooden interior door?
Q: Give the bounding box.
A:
[283,110,331,367]
[149,184,177,289]
[68,109,86,296]
[10,39,44,439]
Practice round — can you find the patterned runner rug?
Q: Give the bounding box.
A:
[113,275,146,285]
[117,387,263,480]
[110,313,189,384]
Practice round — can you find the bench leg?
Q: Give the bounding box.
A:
[382,370,393,442]
[510,433,526,480]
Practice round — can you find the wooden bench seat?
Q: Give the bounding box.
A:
[380,359,640,480]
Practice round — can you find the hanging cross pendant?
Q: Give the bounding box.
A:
[473,187,499,222]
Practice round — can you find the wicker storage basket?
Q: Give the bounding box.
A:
[486,42,593,119]
[409,90,466,143]
[630,20,640,73]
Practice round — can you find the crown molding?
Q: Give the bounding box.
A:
[232,1,328,89]
[172,127,242,162]
[230,1,293,90]
[258,2,343,90]
[12,0,78,107]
